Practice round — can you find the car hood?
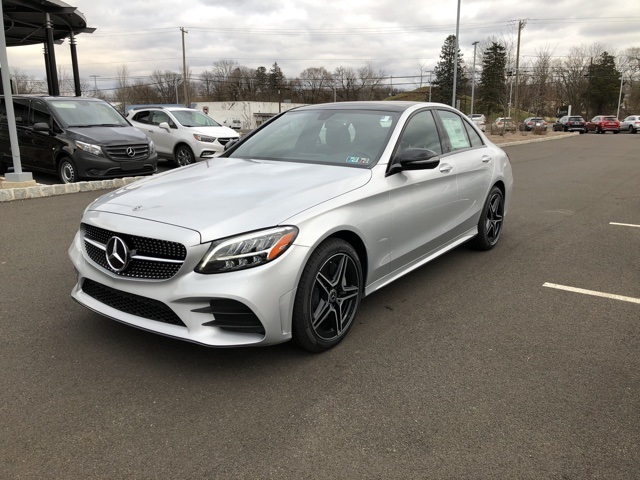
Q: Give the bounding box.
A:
[66,126,150,145]
[188,125,240,138]
[87,157,372,242]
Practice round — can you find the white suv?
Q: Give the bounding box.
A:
[126,107,240,166]
[469,114,487,132]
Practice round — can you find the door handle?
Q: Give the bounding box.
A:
[439,164,453,173]
[482,155,492,163]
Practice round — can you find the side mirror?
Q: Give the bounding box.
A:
[33,122,51,134]
[158,121,171,132]
[387,148,440,175]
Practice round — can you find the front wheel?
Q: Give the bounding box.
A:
[174,145,195,166]
[292,239,363,352]
[58,157,78,184]
[470,186,504,251]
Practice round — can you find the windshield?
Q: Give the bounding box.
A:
[228,109,398,168]
[172,110,221,127]
[49,99,129,127]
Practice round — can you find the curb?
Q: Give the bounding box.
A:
[0,133,579,203]
[493,131,578,147]
[0,176,146,203]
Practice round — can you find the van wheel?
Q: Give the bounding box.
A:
[174,145,195,166]
[58,157,78,184]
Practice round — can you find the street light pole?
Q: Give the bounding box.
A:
[470,41,479,116]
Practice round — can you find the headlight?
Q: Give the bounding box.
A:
[195,226,298,274]
[193,133,216,143]
[149,140,156,154]
[75,140,103,157]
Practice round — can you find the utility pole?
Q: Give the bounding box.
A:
[89,74,99,96]
[180,27,189,107]
[452,0,461,107]
[513,19,526,126]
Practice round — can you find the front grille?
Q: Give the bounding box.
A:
[217,137,234,146]
[198,299,265,335]
[104,143,150,160]
[82,278,185,327]
[84,224,186,279]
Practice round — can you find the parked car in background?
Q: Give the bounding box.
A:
[127,106,240,166]
[0,95,157,183]
[619,115,640,133]
[552,115,587,134]
[223,118,242,130]
[521,117,548,131]
[491,117,517,133]
[69,101,513,352]
[469,114,486,132]
[586,115,620,134]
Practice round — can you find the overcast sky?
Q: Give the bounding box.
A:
[7,0,640,93]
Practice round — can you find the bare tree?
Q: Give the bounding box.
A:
[10,68,46,94]
[358,61,387,100]
[295,66,334,103]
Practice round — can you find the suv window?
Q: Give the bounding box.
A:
[568,116,583,122]
[151,110,175,127]
[132,111,151,124]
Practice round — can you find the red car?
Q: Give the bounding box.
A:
[586,115,620,134]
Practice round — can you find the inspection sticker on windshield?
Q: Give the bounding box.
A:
[346,156,370,164]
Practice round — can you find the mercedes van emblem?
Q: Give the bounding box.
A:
[126,147,135,157]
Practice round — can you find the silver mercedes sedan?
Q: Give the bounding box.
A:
[69,101,513,352]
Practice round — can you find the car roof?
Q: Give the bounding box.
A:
[294,101,447,114]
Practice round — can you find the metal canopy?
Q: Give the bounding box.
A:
[3,0,95,47]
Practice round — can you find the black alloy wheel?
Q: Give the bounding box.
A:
[470,186,504,251]
[292,239,362,352]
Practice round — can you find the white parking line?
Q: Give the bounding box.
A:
[610,222,640,228]
[543,283,640,305]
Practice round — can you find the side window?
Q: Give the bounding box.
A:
[462,120,484,148]
[30,100,52,126]
[151,111,175,128]
[0,98,6,125]
[397,110,442,156]
[437,110,472,151]
[13,99,29,126]
[133,111,151,124]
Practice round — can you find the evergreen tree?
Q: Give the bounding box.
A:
[268,62,286,100]
[477,42,507,116]
[432,35,467,105]
[255,66,268,99]
[586,52,621,114]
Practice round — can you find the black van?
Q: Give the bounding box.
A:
[0,96,158,183]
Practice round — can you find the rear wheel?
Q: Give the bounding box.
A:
[174,145,195,166]
[58,157,77,184]
[292,239,362,353]
[470,186,504,251]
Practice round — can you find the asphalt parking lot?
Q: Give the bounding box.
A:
[1,133,639,479]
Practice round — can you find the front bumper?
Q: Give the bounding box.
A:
[74,150,158,179]
[68,213,309,347]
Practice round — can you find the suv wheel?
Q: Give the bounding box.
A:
[174,145,195,166]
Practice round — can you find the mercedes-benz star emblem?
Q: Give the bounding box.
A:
[105,236,131,272]
[126,147,135,157]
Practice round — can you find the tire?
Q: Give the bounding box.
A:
[629,126,634,133]
[470,186,504,251]
[58,157,78,184]
[292,238,363,352]
[613,130,619,134]
[174,145,195,166]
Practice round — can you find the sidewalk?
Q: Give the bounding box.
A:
[0,132,577,203]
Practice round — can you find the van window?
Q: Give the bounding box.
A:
[48,99,128,127]
[31,100,52,126]
[13,98,29,126]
